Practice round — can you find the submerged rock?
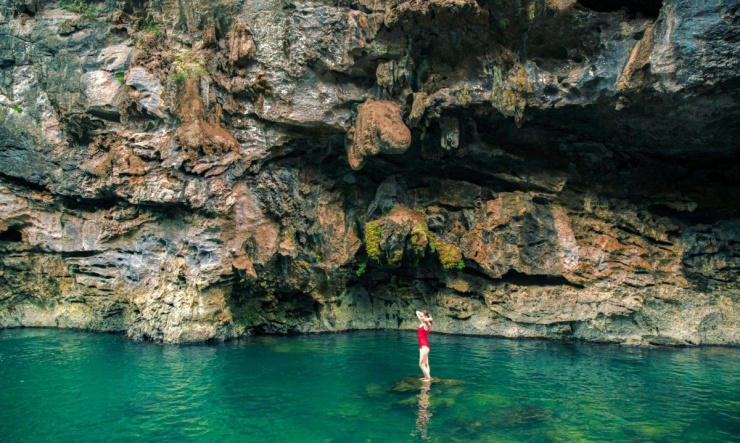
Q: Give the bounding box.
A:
[445,417,485,438]
[364,383,385,398]
[390,376,464,393]
[390,376,462,412]
[391,376,439,393]
[495,405,553,427]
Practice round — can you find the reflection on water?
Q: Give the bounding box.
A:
[1,329,739,442]
[412,380,432,441]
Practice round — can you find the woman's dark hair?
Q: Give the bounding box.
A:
[421,310,432,325]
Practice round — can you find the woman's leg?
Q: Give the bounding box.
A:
[424,349,431,380]
[419,346,431,380]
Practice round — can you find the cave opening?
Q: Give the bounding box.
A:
[577,0,663,18]
[499,269,583,288]
[0,227,23,243]
[57,195,120,212]
[120,0,149,15]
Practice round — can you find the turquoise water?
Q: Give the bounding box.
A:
[1,329,739,442]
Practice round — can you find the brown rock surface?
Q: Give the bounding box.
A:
[175,77,242,174]
[347,100,412,170]
[226,19,257,73]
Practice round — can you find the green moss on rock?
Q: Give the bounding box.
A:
[364,220,383,261]
[436,241,464,270]
[363,208,463,270]
[410,221,430,254]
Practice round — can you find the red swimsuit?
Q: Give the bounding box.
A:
[417,324,430,349]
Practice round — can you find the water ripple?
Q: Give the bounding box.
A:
[1,329,740,442]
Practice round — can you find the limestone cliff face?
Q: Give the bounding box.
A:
[0,0,738,344]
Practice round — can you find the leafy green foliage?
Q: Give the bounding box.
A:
[171,72,188,82]
[356,263,367,277]
[170,54,206,84]
[60,0,95,18]
[143,16,159,35]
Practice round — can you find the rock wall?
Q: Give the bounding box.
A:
[0,0,738,344]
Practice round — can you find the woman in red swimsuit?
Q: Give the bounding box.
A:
[416,309,433,381]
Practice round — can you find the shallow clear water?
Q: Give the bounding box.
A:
[1,329,739,442]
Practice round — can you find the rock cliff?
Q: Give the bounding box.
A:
[0,0,738,344]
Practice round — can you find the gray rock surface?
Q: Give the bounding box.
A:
[125,67,164,118]
[81,70,123,119]
[98,44,134,72]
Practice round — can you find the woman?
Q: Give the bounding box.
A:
[416,310,433,381]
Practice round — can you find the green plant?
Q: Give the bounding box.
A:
[143,16,159,35]
[412,207,428,216]
[356,262,367,277]
[114,72,125,83]
[11,106,22,114]
[364,220,383,261]
[456,259,465,270]
[60,0,95,18]
[171,55,206,84]
[171,72,188,82]
[428,232,438,252]
[238,298,263,326]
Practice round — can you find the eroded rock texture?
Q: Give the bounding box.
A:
[0,0,738,344]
